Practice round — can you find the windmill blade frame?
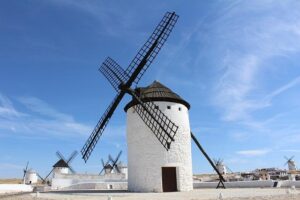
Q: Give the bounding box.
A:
[99,57,130,92]
[68,165,76,174]
[81,91,125,162]
[81,11,179,162]
[23,161,29,181]
[110,151,122,171]
[56,151,66,161]
[37,173,46,183]
[67,151,78,164]
[125,12,179,87]
[128,90,178,149]
[44,168,54,180]
[99,159,111,175]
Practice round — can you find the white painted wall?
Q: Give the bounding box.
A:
[216,164,227,175]
[51,173,126,190]
[53,167,69,177]
[0,184,33,194]
[126,101,193,192]
[194,180,300,189]
[25,170,38,184]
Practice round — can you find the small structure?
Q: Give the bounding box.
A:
[125,81,193,192]
[104,163,113,174]
[117,161,128,179]
[53,159,69,175]
[214,159,227,175]
[285,156,297,171]
[25,169,38,184]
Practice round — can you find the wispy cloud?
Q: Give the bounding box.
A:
[208,1,300,123]
[18,96,73,121]
[0,93,91,138]
[264,76,300,101]
[47,0,139,38]
[0,94,24,119]
[236,149,270,157]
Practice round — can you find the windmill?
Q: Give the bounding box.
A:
[99,157,111,175]
[81,12,179,161]
[81,11,225,192]
[214,159,227,175]
[22,161,29,184]
[99,151,123,175]
[285,156,297,171]
[44,151,78,181]
[108,151,122,173]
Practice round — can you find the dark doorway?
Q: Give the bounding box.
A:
[162,167,177,192]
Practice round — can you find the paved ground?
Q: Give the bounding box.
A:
[1,188,300,200]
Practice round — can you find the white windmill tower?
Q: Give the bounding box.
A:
[80,12,195,192]
[284,156,297,181]
[22,162,38,184]
[125,81,193,192]
[214,159,227,175]
[285,156,297,171]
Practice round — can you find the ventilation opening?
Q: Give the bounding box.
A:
[167,106,171,109]
[155,105,159,109]
[178,107,181,111]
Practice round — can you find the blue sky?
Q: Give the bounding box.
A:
[1,0,300,178]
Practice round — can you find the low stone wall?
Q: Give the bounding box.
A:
[51,173,127,190]
[61,182,128,190]
[193,180,274,188]
[194,180,300,189]
[280,180,300,188]
[0,184,33,193]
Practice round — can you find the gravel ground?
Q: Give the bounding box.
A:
[1,188,300,200]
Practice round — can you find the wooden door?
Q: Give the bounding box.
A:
[162,167,177,192]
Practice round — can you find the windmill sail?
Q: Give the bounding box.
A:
[99,57,130,92]
[81,11,179,162]
[81,92,125,162]
[125,12,179,86]
[128,90,178,150]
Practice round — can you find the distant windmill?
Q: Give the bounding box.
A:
[22,161,29,184]
[285,156,297,171]
[99,151,123,175]
[108,151,122,173]
[44,151,78,181]
[214,159,227,175]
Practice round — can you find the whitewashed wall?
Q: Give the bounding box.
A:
[127,101,193,192]
[0,184,33,193]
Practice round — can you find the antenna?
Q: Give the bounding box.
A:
[81,12,179,162]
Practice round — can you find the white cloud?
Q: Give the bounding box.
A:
[209,1,300,123]
[0,94,91,138]
[18,96,73,121]
[0,94,24,119]
[264,76,300,101]
[236,149,270,157]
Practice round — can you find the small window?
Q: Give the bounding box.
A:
[155,105,159,109]
[178,107,181,111]
[167,106,171,109]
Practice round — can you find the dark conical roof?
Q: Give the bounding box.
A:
[124,81,190,111]
[53,159,69,168]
